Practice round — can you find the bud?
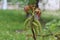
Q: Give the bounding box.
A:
[24,6,30,13]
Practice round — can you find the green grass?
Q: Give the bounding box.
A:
[0,10,60,40]
[0,10,26,40]
[41,11,60,22]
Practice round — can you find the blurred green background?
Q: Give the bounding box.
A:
[0,10,60,40]
[0,0,60,40]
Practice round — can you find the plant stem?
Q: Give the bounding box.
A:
[31,27,36,40]
[31,15,36,40]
